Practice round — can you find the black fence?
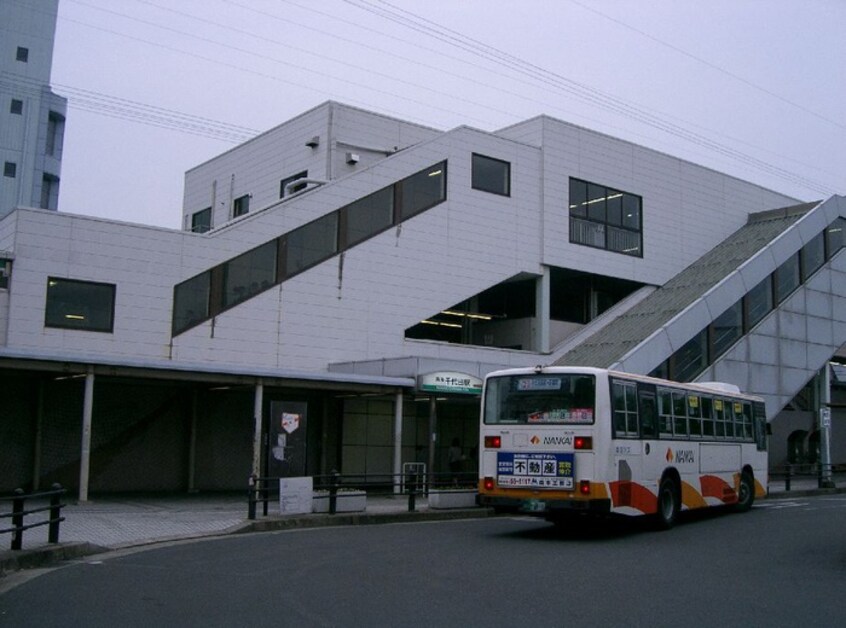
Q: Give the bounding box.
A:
[248,470,478,520]
[769,463,844,491]
[0,484,67,550]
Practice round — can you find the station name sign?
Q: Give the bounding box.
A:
[418,371,483,395]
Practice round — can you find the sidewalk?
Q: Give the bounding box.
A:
[2,477,843,576]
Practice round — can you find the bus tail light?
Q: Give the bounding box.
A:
[483,477,495,491]
[574,436,592,450]
[484,435,502,449]
[579,480,591,495]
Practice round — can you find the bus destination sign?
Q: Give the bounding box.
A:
[497,452,575,489]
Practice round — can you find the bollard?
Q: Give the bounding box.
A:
[328,470,340,515]
[48,483,63,544]
[11,488,24,551]
[248,474,257,520]
[407,472,417,512]
[785,465,792,492]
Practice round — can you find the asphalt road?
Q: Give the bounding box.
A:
[2,496,845,627]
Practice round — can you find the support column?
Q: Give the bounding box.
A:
[79,368,95,502]
[427,397,437,488]
[187,389,198,493]
[535,267,550,353]
[252,382,264,479]
[32,380,45,491]
[819,364,835,488]
[393,391,403,494]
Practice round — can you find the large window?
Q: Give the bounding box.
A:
[710,300,742,360]
[801,232,825,281]
[399,162,446,220]
[172,272,210,335]
[223,241,277,307]
[285,213,338,276]
[342,187,394,248]
[471,153,510,196]
[774,253,800,303]
[569,178,642,256]
[744,276,773,331]
[45,278,116,332]
[0,259,11,290]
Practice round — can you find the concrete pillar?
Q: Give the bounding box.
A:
[32,380,45,491]
[428,397,437,488]
[393,391,403,494]
[252,382,264,478]
[187,389,198,492]
[535,267,550,353]
[78,368,95,502]
[819,365,835,488]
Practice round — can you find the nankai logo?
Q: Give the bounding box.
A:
[531,435,573,446]
[666,447,695,464]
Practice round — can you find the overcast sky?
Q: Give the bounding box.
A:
[50,0,846,230]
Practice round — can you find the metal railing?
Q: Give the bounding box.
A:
[0,484,67,550]
[247,471,478,520]
[769,463,843,491]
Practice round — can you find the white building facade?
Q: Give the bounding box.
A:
[1,101,843,496]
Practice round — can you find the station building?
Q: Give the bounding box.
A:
[1,99,844,496]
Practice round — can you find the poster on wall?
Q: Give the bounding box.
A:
[268,401,308,477]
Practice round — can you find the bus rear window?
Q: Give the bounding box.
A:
[484,374,595,424]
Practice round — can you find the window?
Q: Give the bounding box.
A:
[191,208,211,233]
[0,259,11,290]
[710,300,742,359]
[398,162,446,220]
[4,162,16,178]
[16,47,28,62]
[233,194,250,218]
[40,174,59,210]
[45,278,116,332]
[826,218,845,255]
[569,178,642,256]
[342,186,394,248]
[10,99,23,115]
[222,241,277,308]
[801,232,825,281]
[744,276,773,331]
[46,112,64,157]
[471,153,510,196]
[280,171,308,198]
[612,380,638,437]
[172,272,211,335]
[284,212,338,276]
[774,253,800,303]
[670,329,708,382]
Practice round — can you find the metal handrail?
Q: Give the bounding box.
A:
[0,484,66,550]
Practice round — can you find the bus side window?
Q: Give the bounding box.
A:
[658,389,673,437]
[724,402,736,439]
[714,398,726,438]
[687,395,702,437]
[673,391,688,437]
[612,382,628,435]
[639,390,658,438]
[701,397,715,437]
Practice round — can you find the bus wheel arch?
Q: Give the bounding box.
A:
[655,470,681,529]
[735,466,755,512]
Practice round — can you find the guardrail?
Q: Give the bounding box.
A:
[769,463,844,491]
[0,484,67,550]
[247,471,478,519]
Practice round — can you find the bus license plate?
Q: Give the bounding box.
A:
[497,452,575,490]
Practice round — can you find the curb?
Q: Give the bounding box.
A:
[0,542,107,577]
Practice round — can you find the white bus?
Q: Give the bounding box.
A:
[477,366,768,528]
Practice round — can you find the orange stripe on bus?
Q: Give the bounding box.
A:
[681,480,708,509]
[609,481,657,514]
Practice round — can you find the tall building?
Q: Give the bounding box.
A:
[0,0,66,218]
[1,101,843,498]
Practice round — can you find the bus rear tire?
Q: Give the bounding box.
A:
[655,476,679,529]
[735,471,755,512]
